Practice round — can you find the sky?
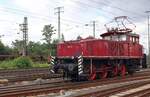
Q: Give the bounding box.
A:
[0,0,149,53]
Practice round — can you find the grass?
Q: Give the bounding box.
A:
[32,63,49,68]
[0,60,16,69]
[0,59,50,69]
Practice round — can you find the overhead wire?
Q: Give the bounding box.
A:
[0,0,147,37]
[91,0,145,17]
[0,6,86,25]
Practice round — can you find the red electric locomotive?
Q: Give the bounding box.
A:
[50,16,145,81]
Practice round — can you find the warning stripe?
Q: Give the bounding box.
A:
[78,55,83,75]
[49,56,55,73]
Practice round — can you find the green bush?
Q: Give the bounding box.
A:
[13,56,33,69]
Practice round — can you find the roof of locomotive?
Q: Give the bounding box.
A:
[59,36,97,44]
[100,29,131,37]
[59,31,140,45]
[58,27,140,45]
[100,28,139,38]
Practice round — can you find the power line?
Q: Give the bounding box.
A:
[49,0,99,21]
[0,1,124,27]
[71,0,145,20]
[71,0,116,18]
[85,20,98,38]
[0,6,86,26]
[68,0,146,31]
[91,0,145,17]
[0,9,86,37]
[0,1,145,26]
[54,0,146,27]
[52,0,115,19]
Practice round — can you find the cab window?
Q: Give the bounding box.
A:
[103,35,127,41]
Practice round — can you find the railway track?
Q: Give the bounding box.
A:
[67,69,150,97]
[0,67,50,76]
[72,79,150,97]
[0,69,150,97]
[0,68,62,83]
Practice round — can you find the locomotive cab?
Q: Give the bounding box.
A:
[101,28,140,49]
[101,28,139,42]
[127,33,139,43]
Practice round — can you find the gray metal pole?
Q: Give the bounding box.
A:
[93,21,96,38]
[55,7,64,42]
[148,15,150,55]
[58,10,60,42]
[145,11,150,65]
[24,17,28,56]
[21,17,28,56]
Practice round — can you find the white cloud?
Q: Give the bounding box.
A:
[134,21,148,53]
[14,0,49,14]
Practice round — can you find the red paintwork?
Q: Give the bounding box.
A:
[57,40,143,59]
[57,31,143,59]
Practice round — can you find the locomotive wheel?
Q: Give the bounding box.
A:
[120,64,126,76]
[89,65,96,80]
[90,73,96,80]
[112,66,118,76]
[99,65,108,79]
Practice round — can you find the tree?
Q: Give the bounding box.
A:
[0,41,5,54]
[52,39,59,44]
[51,39,59,56]
[0,41,12,55]
[27,41,47,56]
[12,40,23,55]
[42,24,56,47]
